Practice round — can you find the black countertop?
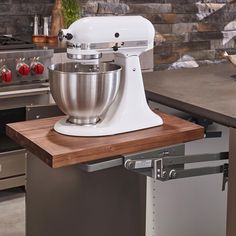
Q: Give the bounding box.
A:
[143,63,236,128]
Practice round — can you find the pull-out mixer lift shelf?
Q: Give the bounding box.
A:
[6,111,205,236]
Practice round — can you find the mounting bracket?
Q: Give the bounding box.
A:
[124,146,229,191]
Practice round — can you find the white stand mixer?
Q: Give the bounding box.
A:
[51,16,163,136]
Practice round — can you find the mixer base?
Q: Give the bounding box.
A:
[54,115,163,137]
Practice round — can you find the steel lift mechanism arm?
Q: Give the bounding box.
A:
[79,144,229,191]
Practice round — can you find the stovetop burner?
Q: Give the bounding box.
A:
[0,36,35,50]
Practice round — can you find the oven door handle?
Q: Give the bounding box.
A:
[0,87,50,99]
[0,149,26,157]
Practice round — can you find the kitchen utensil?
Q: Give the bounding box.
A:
[32,35,47,43]
[46,36,58,44]
[33,15,39,35]
[51,0,64,36]
[49,62,121,125]
[43,17,49,36]
[50,16,163,136]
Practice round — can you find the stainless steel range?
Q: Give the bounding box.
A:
[0,49,51,87]
[0,35,35,50]
[0,37,62,190]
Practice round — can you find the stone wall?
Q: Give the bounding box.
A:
[1,0,236,70]
[80,0,236,70]
[0,0,54,37]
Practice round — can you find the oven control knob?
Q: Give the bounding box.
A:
[1,67,12,83]
[16,63,30,76]
[31,62,44,74]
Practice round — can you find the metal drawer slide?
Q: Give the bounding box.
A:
[79,144,229,191]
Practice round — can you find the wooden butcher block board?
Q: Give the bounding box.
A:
[6,111,204,168]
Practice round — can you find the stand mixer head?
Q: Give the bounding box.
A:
[58,15,155,63]
[49,16,163,136]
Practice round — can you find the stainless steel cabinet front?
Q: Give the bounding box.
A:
[0,149,26,179]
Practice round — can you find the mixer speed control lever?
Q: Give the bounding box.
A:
[112,43,120,52]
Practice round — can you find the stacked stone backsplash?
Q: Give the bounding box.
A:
[81,0,236,70]
[1,0,236,70]
[0,0,54,38]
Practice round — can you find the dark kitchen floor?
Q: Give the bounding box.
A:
[0,187,25,236]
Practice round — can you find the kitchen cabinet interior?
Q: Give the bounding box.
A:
[144,63,236,236]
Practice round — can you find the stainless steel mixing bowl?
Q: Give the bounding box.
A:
[48,62,121,125]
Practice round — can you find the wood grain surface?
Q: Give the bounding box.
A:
[6,111,204,168]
